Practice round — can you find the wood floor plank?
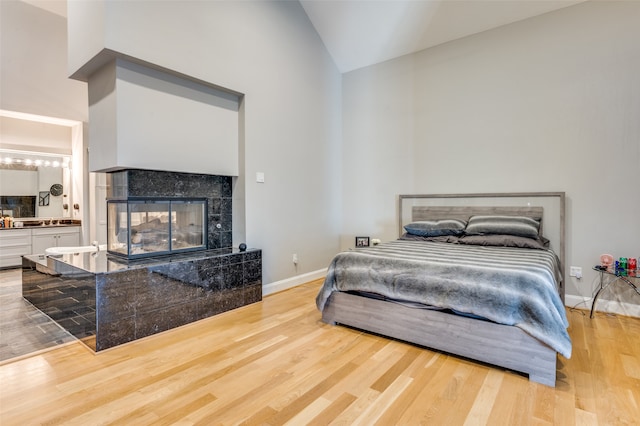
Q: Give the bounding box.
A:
[486,373,528,424]
[1,273,639,425]
[394,354,462,424]
[463,369,503,425]
[370,345,421,392]
[284,395,333,425]
[327,387,381,425]
[532,381,555,424]
[309,338,388,403]
[436,362,487,425]
[306,392,357,426]
[263,361,361,425]
[372,351,447,425]
[400,361,476,425]
[352,373,413,425]
[260,339,383,417]
[239,406,279,426]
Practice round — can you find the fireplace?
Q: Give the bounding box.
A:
[107,198,207,258]
[106,169,232,260]
[23,167,260,352]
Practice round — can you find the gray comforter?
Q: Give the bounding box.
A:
[316,240,572,359]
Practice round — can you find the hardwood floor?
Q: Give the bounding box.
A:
[0,277,639,425]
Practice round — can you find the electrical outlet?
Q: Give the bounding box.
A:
[293,254,298,264]
[569,266,582,278]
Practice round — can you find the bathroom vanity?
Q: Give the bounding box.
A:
[22,247,262,351]
[31,226,81,255]
[0,222,80,268]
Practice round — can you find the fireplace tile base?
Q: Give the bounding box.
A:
[22,248,261,351]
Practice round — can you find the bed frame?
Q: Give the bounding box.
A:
[321,192,566,387]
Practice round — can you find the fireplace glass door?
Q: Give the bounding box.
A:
[107,198,207,259]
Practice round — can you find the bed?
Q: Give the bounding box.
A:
[316,192,570,387]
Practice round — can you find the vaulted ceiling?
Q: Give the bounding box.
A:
[301,0,585,72]
[21,0,586,73]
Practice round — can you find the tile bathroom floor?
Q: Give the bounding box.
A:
[0,268,76,363]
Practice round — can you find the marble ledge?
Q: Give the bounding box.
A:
[28,247,260,275]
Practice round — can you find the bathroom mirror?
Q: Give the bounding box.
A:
[0,161,70,218]
[0,111,82,224]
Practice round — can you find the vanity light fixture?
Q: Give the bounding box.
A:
[0,149,71,169]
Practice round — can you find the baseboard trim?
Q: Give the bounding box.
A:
[565,294,640,318]
[263,268,327,297]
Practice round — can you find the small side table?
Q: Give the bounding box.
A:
[590,267,640,318]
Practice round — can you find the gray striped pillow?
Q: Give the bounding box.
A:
[465,215,540,239]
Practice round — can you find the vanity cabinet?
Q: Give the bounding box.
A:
[0,229,32,268]
[0,226,81,268]
[31,227,80,255]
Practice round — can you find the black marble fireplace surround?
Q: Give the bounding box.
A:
[21,169,262,351]
[108,169,233,250]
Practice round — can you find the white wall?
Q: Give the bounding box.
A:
[68,0,343,287]
[341,1,640,313]
[0,1,87,122]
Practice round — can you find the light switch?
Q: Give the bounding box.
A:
[256,172,265,183]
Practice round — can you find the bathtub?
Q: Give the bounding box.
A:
[45,244,107,256]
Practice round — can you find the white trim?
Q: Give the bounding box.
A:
[263,268,327,297]
[565,294,640,318]
[565,294,592,311]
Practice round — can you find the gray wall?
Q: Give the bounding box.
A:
[86,59,240,176]
[67,0,343,288]
[341,1,640,313]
